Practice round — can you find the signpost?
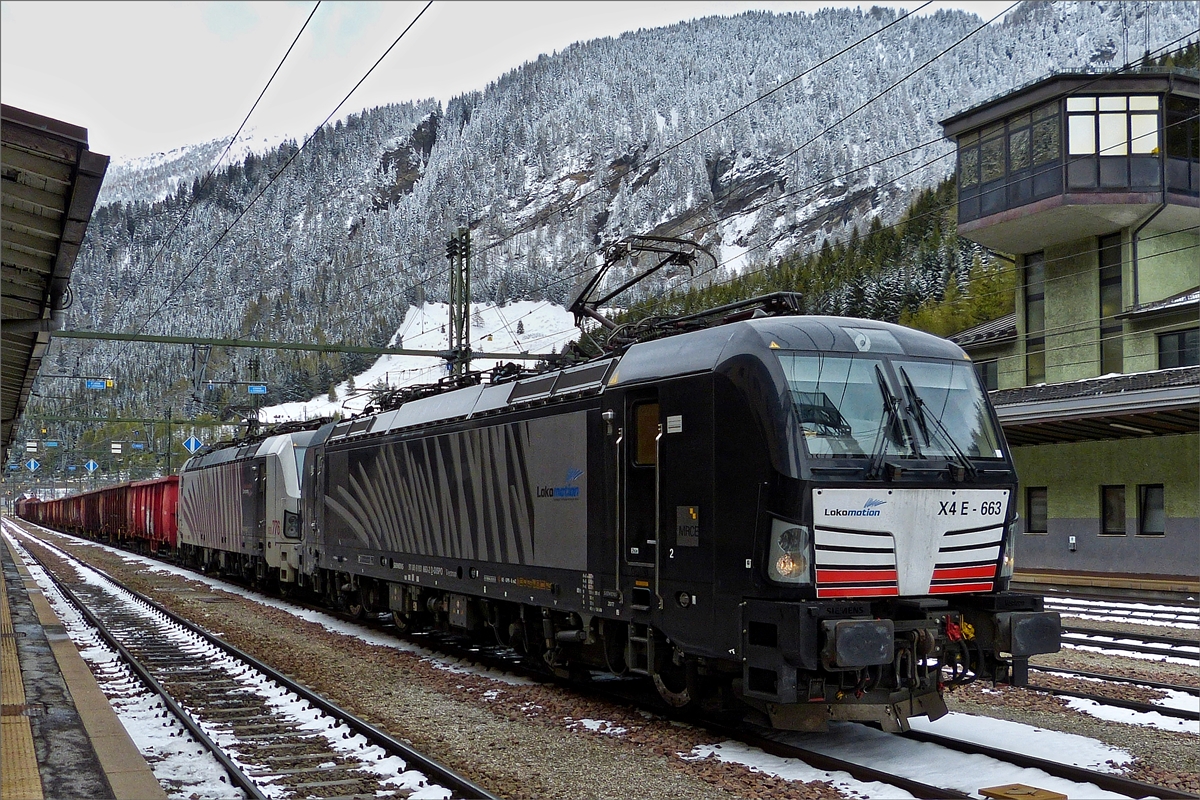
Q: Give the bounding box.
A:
[84,460,99,473]
[25,459,39,472]
[184,436,203,454]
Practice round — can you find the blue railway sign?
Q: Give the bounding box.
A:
[86,379,106,390]
[25,459,39,472]
[247,384,268,395]
[184,436,203,454]
[84,460,99,473]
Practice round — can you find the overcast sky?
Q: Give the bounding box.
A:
[1,1,1014,159]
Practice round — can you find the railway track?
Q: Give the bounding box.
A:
[897,728,1199,799]
[1044,599,1199,628]
[1030,664,1200,697]
[11,531,497,800]
[1062,625,1200,660]
[1023,681,1200,722]
[15,524,1199,800]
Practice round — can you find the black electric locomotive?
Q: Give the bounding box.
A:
[176,313,1055,732]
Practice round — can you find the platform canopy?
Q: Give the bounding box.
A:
[1,104,109,463]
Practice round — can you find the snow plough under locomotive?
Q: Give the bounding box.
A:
[23,310,1060,731]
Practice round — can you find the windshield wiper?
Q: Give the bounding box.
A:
[898,366,976,481]
[867,365,906,480]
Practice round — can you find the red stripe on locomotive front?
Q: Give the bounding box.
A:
[929,581,994,594]
[816,586,900,598]
[931,565,997,581]
[816,569,899,584]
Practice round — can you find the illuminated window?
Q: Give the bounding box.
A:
[1067,95,1161,189]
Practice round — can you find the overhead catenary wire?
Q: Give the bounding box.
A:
[40,21,1199,423]
[127,1,434,345]
[463,1,936,262]
[99,1,323,368]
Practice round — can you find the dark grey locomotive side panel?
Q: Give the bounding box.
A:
[323,411,589,570]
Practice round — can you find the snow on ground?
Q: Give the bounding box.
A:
[1043,596,1199,629]
[1061,696,1200,735]
[2,527,241,800]
[16,524,537,687]
[1061,640,1199,668]
[752,717,1136,799]
[716,211,759,273]
[260,301,578,423]
[14,523,1187,800]
[6,524,453,800]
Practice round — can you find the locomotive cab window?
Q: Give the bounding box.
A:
[892,359,1003,458]
[778,354,902,458]
[632,402,659,466]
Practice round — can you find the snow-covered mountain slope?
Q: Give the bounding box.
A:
[260,302,577,421]
[37,1,1200,424]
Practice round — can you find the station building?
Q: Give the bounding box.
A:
[940,66,1199,592]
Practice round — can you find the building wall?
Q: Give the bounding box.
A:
[967,341,1020,390]
[1136,227,1200,306]
[1011,432,1199,576]
[1043,238,1104,383]
[1012,227,1199,382]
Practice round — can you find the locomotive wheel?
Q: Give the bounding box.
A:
[347,589,372,619]
[653,659,699,708]
[391,610,413,634]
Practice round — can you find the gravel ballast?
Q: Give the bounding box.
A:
[14,526,1199,799]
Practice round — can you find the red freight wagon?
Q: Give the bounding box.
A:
[14,496,40,521]
[127,476,179,553]
[96,483,129,541]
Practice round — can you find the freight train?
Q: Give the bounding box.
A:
[15,314,1061,732]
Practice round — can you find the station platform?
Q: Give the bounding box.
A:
[1,534,164,800]
[1013,569,1200,603]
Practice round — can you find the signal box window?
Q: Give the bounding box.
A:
[633,403,659,466]
[1026,487,1048,533]
[1101,485,1126,535]
[1159,328,1199,369]
[1138,485,1166,536]
[975,360,998,392]
[1098,234,1123,374]
[1025,253,1046,384]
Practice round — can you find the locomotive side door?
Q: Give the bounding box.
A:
[622,392,660,605]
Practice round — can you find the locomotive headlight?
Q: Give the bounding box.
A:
[1000,527,1016,579]
[767,519,812,584]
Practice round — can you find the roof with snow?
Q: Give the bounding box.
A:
[990,365,1200,446]
[1116,287,1200,319]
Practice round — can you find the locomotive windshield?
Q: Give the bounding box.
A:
[778,352,1002,461]
[779,354,907,458]
[892,359,1003,459]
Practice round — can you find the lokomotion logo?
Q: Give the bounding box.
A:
[538,468,583,499]
[824,497,887,517]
